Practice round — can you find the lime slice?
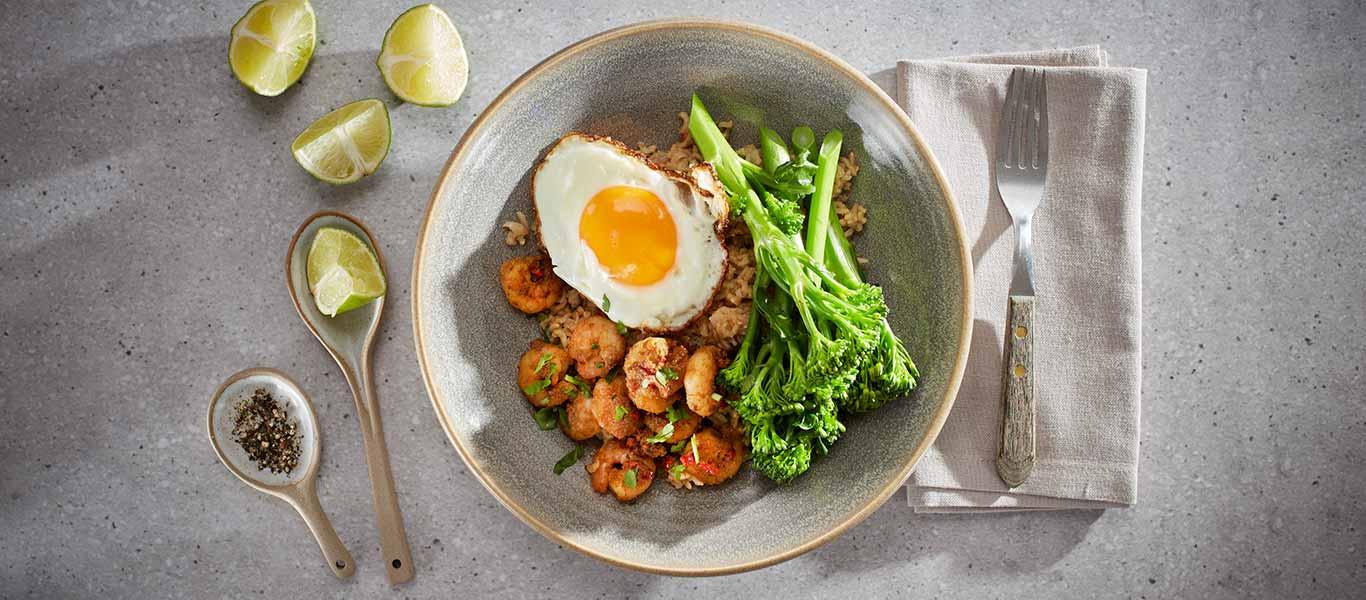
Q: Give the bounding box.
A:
[377,4,469,107]
[291,99,391,184]
[229,0,316,97]
[307,227,386,316]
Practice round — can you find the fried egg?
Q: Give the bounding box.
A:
[533,133,728,331]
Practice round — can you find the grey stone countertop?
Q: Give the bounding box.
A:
[2,1,1362,598]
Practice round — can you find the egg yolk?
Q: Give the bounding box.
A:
[579,185,677,286]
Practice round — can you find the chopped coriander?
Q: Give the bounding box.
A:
[534,352,553,375]
[655,366,679,387]
[558,407,569,428]
[591,342,600,350]
[601,294,612,312]
[623,467,637,488]
[670,439,688,453]
[532,406,559,430]
[564,374,591,398]
[614,405,629,421]
[615,321,627,335]
[521,378,551,396]
[644,422,674,444]
[670,463,686,479]
[666,405,687,423]
[553,446,586,475]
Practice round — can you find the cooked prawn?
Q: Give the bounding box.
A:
[684,345,724,417]
[587,439,656,502]
[623,337,688,414]
[681,427,745,486]
[591,376,639,439]
[561,385,600,441]
[566,316,626,379]
[499,255,564,314]
[517,340,572,407]
[642,407,701,445]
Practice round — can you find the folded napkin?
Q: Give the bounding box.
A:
[896,47,1147,512]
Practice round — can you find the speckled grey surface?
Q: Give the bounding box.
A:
[1,1,1363,597]
[413,21,968,574]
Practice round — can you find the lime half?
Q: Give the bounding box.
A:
[291,99,391,184]
[377,4,469,106]
[229,0,316,96]
[307,227,386,317]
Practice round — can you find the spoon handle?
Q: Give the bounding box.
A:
[287,483,356,579]
[345,365,415,584]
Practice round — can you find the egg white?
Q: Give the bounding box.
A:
[533,133,728,330]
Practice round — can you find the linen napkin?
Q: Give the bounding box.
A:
[896,46,1147,512]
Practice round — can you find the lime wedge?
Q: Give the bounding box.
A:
[377,4,469,107]
[229,0,316,97]
[291,99,391,184]
[307,227,387,316]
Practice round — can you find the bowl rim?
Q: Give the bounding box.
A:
[410,18,973,576]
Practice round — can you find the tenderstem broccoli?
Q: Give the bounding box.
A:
[687,93,917,483]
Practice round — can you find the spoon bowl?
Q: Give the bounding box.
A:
[206,367,355,579]
[285,211,414,584]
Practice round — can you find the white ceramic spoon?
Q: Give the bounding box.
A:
[285,211,414,584]
[207,368,355,579]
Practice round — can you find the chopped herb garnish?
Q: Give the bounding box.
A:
[564,374,591,398]
[690,435,700,464]
[595,361,605,370]
[644,422,674,444]
[614,405,628,421]
[711,392,723,401]
[591,342,600,350]
[602,294,612,312]
[666,405,687,424]
[521,378,551,396]
[558,407,569,428]
[655,367,679,386]
[670,463,686,479]
[532,406,560,430]
[534,352,553,375]
[615,321,628,335]
[670,439,688,453]
[553,446,586,475]
[623,467,638,488]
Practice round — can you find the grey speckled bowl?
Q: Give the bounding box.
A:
[412,20,971,575]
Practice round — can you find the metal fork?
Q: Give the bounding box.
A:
[994,67,1049,488]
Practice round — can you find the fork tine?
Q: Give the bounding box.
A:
[1036,70,1049,168]
[1023,68,1040,169]
[1014,69,1036,169]
[997,68,1021,167]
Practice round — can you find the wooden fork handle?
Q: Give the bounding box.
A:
[996,294,1036,488]
[346,366,415,584]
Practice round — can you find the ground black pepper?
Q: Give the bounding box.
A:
[231,388,301,474]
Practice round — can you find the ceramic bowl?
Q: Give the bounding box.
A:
[412,20,971,575]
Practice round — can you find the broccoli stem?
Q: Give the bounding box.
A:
[825,214,861,288]
[804,131,844,266]
[758,127,790,175]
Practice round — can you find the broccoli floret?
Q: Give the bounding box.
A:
[751,442,813,484]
